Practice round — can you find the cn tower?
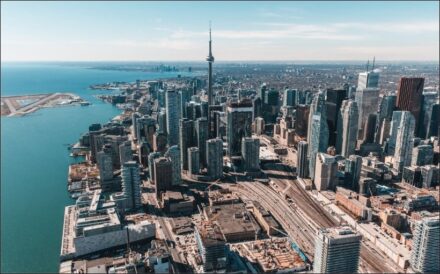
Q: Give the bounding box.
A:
[206,23,214,105]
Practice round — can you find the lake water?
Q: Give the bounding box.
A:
[0,63,193,273]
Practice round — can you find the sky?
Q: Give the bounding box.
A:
[1,1,439,61]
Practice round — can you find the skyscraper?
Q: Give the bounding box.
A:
[375,95,396,143]
[307,92,329,179]
[196,118,209,168]
[97,144,114,183]
[355,70,380,138]
[188,147,200,176]
[154,157,173,199]
[410,217,439,273]
[226,100,253,157]
[241,137,260,172]
[179,118,195,170]
[166,90,181,146]
[165,145,181,186]
[313,226,362,273]
[314,153,338,191]
[362,113,377,144]
[283,89,296,107]
[207,138,223,179]
[119,141,133,166]
[297,141,308,179]
[206,25,215,105]
[345,155,362,191]
[325,88,347,147]
[393,111,416,174]
[295,104,310,139]
[396,77,425,136]
[411,145,434,166]
[337,100,359,157]
[148,152,161,182]
[121,161,142,210]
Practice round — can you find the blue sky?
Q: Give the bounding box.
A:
[1,1,439,61]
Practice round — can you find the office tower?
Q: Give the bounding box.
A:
[208,105,223,138]
[148,152,161,182]
[154,157,173,199]
[412,145,434,166]
[297,141,308,178]
[307,93,329,179]
[188,147,200,176]
[387,111,403,155]
[157,89,166,108]
[97,144,114,182]
[186,101,203,121]
[337,100,359,157]
[157,109,167,134]
[347,85,356,100]
[313,226,362,273]
[410,217,440,273]
[206,26,215,105]
[180,88,193,118]
[396,77,425,136]
[355,70,380,138]
[207,138,223,179]
[283,89,296,107]
[258,83,267,100]
[165,145,181,186]
[226,100,253,157]
[420,91,438,136]
[375,95,396,143]
[242,137,260,172]
[359,177,377,196]
[119,141,133,166]
[89,133,105,163]
[314,153,337,191]
[166,90,181,146]
[196,118,209,168]
[153,132,167,153]
[121,161,142,210]
[252,97,262,120]
[254,117,265,135]
[295,104,310,139]
[325,88,347,146]
[420,165,440,188]
[179,118,195,170]
[427,104,439,138]
[131,113,140,141]
[362,114,377,144]
[393,111,416,174]
[345,155,362,191]
[264,88,278,105]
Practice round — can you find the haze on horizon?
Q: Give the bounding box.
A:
[1,1,439,62]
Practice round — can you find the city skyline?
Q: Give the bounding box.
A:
[1,1,439,62]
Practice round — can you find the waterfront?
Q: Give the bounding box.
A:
[0,63,191,273]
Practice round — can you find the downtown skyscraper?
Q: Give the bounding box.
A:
[166,90,181,146]
[307,92,329,180]
[393,111,416,174]
[355,69,380,138]
[337,100,359,157]
[396,77,425,137]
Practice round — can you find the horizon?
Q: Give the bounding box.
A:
[1,1,439,62]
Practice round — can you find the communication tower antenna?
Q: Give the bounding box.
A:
[366,59,370,72]
[372,56,376,70]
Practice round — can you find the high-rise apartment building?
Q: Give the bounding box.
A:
[121,161,142,210]
[313,226,362,273]
[241,137,260,172]
[314,153,338,191]
[393,111,416,174]
[297,141,308,179]
[148,152,161,182]
[97,144,114,182]
[410,217,439,273]
[179,118,195,170]
[196,118,209,168]
[206,138,223,179]
[166,90,181,146]
[165,145,181,186]
[188,147,200,176]
[119,141,133,167]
